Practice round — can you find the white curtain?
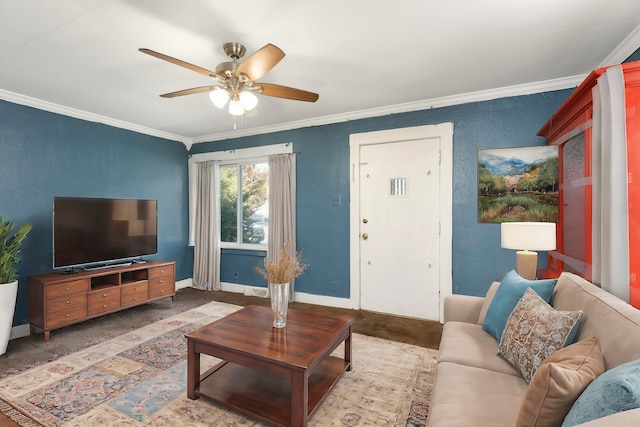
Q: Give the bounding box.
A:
[591,65,630,302]
[192,161,221,291]
[268,153,297,301]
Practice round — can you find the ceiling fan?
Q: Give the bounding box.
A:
[139,42,319,116]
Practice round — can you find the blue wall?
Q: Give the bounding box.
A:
[1,101,191,327]
[191,90,572,298]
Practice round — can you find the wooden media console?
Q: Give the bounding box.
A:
[27,260,175,341]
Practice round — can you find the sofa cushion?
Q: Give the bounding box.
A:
[499,288,583,382]
[516,337,604,427]
[552,272,640,370]
[428,361,528,427]
[438,321,520,376]
[482,270,557,342]
[562,359,640,427]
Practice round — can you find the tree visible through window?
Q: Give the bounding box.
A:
[220,162,268,245]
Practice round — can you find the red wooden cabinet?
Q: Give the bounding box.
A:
[538,60,640,308]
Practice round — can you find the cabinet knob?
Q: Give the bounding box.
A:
[66,314,70,317]
[66,300,70,304]
[159,280,163,283]
[160,270,164,274]
[160,290,164,294]
[65,287,69,290]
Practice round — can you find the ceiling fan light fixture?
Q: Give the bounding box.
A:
[228,99,245,116]
[239,90,258,111]
[209,89,229,108]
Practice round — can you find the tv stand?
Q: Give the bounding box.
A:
[28,260,175,342]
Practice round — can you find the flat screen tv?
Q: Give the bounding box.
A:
[53,197,158,270]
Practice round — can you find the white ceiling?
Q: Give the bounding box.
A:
[1,1,639,147]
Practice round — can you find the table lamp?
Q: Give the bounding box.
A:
[501,222,556,280]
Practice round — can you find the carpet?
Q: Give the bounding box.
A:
[0,301,438,426]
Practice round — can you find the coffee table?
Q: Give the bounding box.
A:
[185,305,353,427]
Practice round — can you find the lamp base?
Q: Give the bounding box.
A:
[516,250,538,280]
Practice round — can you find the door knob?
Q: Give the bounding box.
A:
[362,218,368,223]
[362,233,369,240]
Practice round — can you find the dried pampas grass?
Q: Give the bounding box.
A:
[254,241,308,284]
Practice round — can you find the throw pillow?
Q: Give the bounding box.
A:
[482,269,558,342]
[562,359,640,427]
[516,337,604,427]
[498,288,583,382]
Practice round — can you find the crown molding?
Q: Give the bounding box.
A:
[0,75,586,147]
[599,23,640,67]
[192,75,585,144]
[0,89,191,147]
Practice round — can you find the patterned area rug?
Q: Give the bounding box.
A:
[0,301,438,426]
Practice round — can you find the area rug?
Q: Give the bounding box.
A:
[0,301,438,426]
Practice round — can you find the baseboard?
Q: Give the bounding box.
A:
[9,323,30,340]
[176,278,192,290]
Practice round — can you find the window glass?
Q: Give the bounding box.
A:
[220,161,268,246]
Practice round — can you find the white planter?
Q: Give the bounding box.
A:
[0,280,18,355]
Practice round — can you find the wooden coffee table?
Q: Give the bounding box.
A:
[185,305,353,427]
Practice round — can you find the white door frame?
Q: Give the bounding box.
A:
[349,123,453,322]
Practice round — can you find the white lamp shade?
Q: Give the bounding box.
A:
[209,89,229,108]
[228,99,245,116]
[501,222,556,251]
[239,90,258,111]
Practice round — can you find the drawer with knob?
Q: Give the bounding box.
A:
[121,281,149,306]
[46,305,87,328]
[148,265,175,299]
[46,279,90,299]
[47,293,87,314]
[149,275,175,299]
[88,287,121,315]
[148,265,174,280]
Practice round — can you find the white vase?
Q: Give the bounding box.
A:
[269,283,290,328]
[0,280,18,355]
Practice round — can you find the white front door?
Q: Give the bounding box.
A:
[349,123,453,321]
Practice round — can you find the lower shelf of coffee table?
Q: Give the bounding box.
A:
[196,356,350,426]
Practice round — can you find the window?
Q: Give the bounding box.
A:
[188,143,292,249]
[220,161,269,247]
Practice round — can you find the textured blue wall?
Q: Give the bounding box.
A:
[1,88,573,329]
[0,101,191,327]
[191,90,572,298]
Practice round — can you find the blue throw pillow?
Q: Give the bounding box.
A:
[481,269,557,342]
[562,359,640,426]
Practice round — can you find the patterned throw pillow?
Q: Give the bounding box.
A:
[499,288,583,383]
[482,270,557,342]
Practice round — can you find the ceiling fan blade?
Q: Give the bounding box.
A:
[236,44,285,81]
[159,85,219,98]
[257,83,319,102]
[139,48,225,83]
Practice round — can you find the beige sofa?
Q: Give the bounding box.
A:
[427,272,640,427]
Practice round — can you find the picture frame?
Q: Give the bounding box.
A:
[477,146,558,223]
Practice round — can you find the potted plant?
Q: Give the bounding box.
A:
[254,241,307,328]
[0,217,31,355]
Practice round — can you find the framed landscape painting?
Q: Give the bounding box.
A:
[478,146,559,223]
